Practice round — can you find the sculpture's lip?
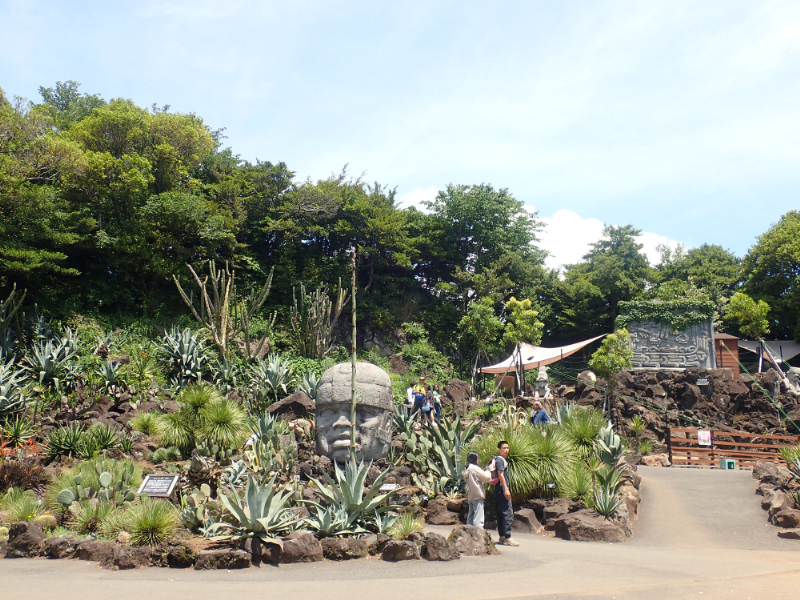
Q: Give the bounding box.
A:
[332,439,351,448]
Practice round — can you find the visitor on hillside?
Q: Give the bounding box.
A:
[462,451,492,529]
[489,440,519,546]
[432,384,442,421]
[412,376,427,416]
[406,383,414,410]
[530,401,550,426]
[421,385,434,425]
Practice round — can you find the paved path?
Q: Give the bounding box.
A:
[1,466,799,599]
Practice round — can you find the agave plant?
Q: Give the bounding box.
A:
[96,360,126,396]
[158,327,208,387]
[212,357,241,394]
[0,361,26,419]
[207,475,299,542]
[303,505,366,537]
[597,421,625,466]
[308,460,401,527]
[250,353,294,405]
[387,512,423,540]
[46,422,87,459]
[592,484,623,519]
[296,371,321,400]
[21,338,78,391]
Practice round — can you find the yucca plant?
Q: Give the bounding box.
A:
[207,475,299,542]
[629,415,646,454]
[128,496,179,545]
[562,408,604,459]
[177,384,221,422]
[387,512,423,540]
[154,412,194,454]
[529,428,575,496]
[1,416,35,447]
[45,422,86,459]
[468,426,539,501]
[149,446,183,464]
[563,461,593,503]
[69,499,115,534]
[8,494,46,522]
[197,398,248,449]
[130,411,161,435]
[638,439,653,456]
[85,423,119,454]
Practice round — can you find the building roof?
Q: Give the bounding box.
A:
[714,333,740,340]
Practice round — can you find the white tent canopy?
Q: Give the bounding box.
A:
[478,335,607,374]
[738,340,800,363]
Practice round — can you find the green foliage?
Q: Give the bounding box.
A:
[290,281,348,359]
[308,461,400,530]
[45,457,142,511]
[616,298,716,332]
[741,211,800,339]
[69,499,114,533]
[459,297,504,357]
[501,297,544,348]
[589,329,633,390]
[208,475,298,542]
[387,512,424,540]
[561,408,604,459]
[249,353,294,408]
[592,484,623,519]
[467,402,504,421]
[0,362,27,419]
[0,416,35,446]
[128,496,179,545]
[149,446,182,464]
[45,422,86,459]
[303,505,366,537]
[638,439,653,455]
[726,292,771,340]
[158,327,208,387]
[296,371,321,400]
[396,339,452,381]
[8,494,46,522]
[130,410,161,435]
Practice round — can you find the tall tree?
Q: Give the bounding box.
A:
[741,211,800,340]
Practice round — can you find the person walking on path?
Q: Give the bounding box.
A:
[491,440,519,546]
[462,451,492,529]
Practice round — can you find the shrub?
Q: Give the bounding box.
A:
[45,422,86,459]
[638,439,653,456]
[387,513,424,540]
[8,494,47,522]
[197,398,248,449]
[0,456,50,493]
[128,497,179,545]
[130,411,161,435]
[561,408,604,459]
[69,499,115,534]
[529,429,576,496]
[1,417,35,447]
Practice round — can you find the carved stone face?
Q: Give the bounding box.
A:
[315,362,393,463]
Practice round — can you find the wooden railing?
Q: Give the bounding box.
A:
[667,427,800,468]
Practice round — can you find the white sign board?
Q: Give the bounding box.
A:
[697,430,712,446]
[379,483,399,492]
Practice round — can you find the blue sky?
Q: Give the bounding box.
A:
[2,0,799,268]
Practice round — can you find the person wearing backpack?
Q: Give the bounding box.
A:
[412,376,427,417]
[489,440,519,546]
[420,385,434,424]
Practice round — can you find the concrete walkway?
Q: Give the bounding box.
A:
[1,466,799,600]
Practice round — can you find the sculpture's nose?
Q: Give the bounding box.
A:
[332,414,351,429]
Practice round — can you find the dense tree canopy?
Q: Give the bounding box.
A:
[1,80,798,370]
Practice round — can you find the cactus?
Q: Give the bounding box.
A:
[0,526,8,539]
[179,485,223,533]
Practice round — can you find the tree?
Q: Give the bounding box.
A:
[553,225,651,341]
[458,297,504,384]
[501,297,544,393]
[726,292,771,340]
[741,211,800,340]
[589,329,633,412]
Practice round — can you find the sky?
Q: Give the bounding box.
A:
[2,0,799,269]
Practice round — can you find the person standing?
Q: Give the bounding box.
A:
[421,385,434,425]
[432,384,442,421]
[462,451,492,528]
[530,401,550,426]
[491,440,519,546]
[412,376,427,416]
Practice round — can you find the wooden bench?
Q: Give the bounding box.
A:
[667,427,800,468]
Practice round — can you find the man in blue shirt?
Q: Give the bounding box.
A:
[530,401,550,426]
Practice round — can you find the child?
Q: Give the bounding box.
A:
[462,451,492,529]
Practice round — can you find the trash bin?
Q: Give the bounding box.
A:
[719,458,736,469]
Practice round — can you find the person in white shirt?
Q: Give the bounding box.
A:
[462,451,492,529]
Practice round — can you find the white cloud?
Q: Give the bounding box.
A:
[536,208,682,270]
[396,186,437,211]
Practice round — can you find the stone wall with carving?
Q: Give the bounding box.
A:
[626,318,715,369]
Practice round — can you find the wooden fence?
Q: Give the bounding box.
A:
[667,427,800,468]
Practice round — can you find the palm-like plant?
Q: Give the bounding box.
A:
[529,428,575,496]
[208,475,299,542]
[629,415,646,454]
[468,426,539,501]
[562,408,604,459]
[592,485,623,519]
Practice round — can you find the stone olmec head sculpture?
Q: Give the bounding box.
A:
[315,362,393,463]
